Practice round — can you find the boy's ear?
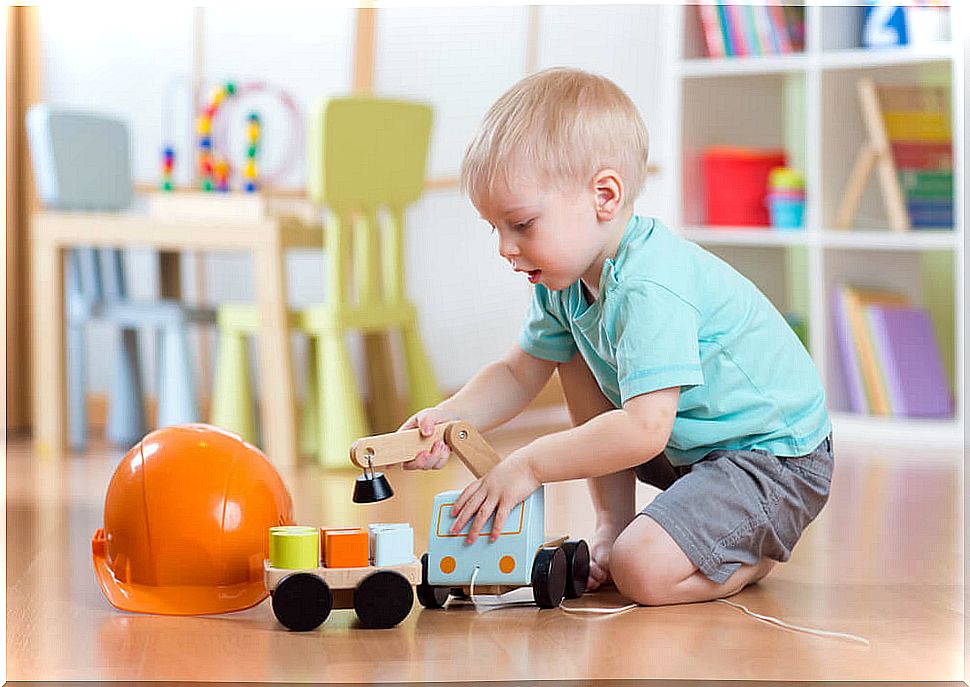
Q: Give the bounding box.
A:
[593,168,624,221]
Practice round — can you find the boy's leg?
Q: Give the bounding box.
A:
[610,514,775,606]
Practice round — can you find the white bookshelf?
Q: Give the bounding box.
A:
[667,5,965,446]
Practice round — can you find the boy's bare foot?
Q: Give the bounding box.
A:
[586,526,623,591]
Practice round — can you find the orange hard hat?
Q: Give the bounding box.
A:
[92,424,294,615]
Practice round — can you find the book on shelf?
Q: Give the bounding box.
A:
[832,284,908,416]
[698,4,728,57]
[833,284,953,418]
[781,4,805,51]
[724,5,749,57]
[900,170,954,227]
[890,141,952,169]
[695,2,803,58]
[880,84,954,229]
[866,305,954,418]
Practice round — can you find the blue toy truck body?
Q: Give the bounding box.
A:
[427,487,545,586]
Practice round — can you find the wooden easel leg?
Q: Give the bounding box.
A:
[876,152,912,232]
[835,145,878,229]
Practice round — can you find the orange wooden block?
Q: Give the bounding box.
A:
[322,528,368,568]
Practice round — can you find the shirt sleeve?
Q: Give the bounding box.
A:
[615,281,704,403]
[517,285,578,363]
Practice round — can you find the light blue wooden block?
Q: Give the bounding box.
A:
[368,523,414,567]
[25,105,132,211]
[427,487,545,587]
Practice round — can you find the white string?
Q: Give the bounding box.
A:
[467,566,868,646]
[468,565,637,616]
[716,598,871,647]
[559,601,638,615]
[468,566,538,612]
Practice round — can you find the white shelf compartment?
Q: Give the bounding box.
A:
[679,72,800,227]
[821,247,959,424]
[819,61,954,232]
[830,412,963,448]
[681,226,808,247]
[679,54,809,78]
[820,229,960,251]
[820,44,954,71]
[683,227,961,252]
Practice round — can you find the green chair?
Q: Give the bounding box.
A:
[211,97,441,466]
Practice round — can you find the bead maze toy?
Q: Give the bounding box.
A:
[159,80,300,193]
[349,421,590,611]
[265,523,422,631]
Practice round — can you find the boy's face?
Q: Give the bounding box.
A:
[474,169,612,292]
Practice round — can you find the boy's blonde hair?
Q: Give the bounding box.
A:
[461,67,649,206]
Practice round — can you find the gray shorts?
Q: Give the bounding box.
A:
[638,434,834,584]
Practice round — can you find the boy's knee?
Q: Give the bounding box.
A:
[609,517,685,606]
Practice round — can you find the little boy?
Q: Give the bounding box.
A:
[402,67,832,606]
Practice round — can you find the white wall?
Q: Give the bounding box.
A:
[38,5,674,396]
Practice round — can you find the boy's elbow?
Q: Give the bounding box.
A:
[638,418,673,459]
[621,410,675,460]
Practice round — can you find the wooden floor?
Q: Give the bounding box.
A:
[6,408,966,682]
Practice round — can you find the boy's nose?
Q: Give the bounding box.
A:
[498,235,519,259]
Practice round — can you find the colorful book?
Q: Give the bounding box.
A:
[741,6,763,56]
[724,4,749,56]
[866,305,954,418]
[697,4,727,58]
[836,285,910,416]
[831,285,868,414]
[890,141,953,170]
[883,110,952,141]
[906,201,953,228]
[782,5,805,51]
[766,2,793,53]
[753,6,778,55]
[715,2,735,57]
[898,170,953,198]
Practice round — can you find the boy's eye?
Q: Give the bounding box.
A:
[513,219,534,231]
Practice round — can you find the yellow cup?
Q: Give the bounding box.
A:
[269,526,320,570]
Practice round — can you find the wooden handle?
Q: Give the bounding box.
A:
[444,421,501,478]
[348,420,502,478]
[349,422,451,469]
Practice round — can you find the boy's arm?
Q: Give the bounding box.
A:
[526,387,679,483]
[436,344,557,432]
[449,386,680,542]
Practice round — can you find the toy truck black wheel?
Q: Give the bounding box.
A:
[272,572,333,631]
[562,539,590,599]
[416,552,450,609]
[354,570,414,628]
[531,546,567,609]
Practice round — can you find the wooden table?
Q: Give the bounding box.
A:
[30,203,323,469]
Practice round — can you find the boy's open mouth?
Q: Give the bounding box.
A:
[527,269,541,284]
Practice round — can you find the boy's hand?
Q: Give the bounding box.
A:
[448,450,540,543]
[399,407,457,471]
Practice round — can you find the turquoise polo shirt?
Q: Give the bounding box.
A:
[518,215,831,466]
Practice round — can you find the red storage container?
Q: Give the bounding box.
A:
[703,147,786,226]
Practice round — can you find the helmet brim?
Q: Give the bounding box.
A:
[92,545,268,616]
